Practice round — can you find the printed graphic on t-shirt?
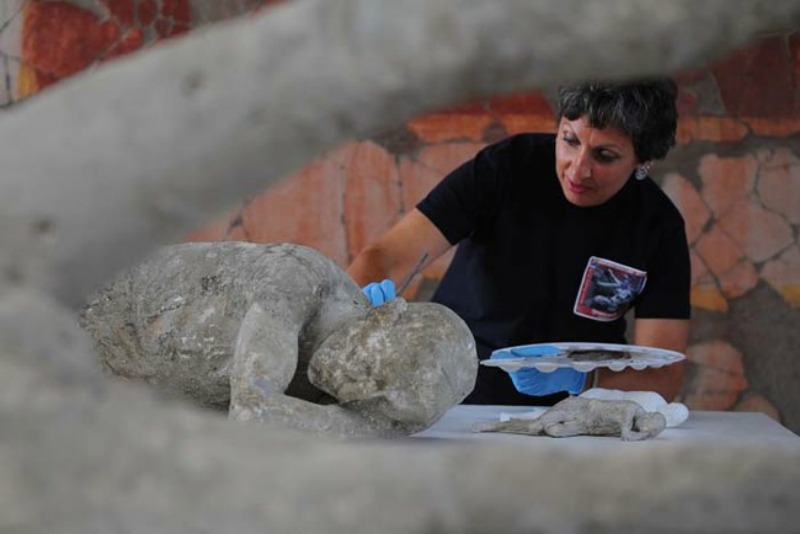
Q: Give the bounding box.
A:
[574,256,647,322]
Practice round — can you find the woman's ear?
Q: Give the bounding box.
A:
[634,160,653,180]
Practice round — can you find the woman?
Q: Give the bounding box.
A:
[348,78,690,406]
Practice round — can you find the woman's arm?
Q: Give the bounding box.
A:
[347,208,453,291]
[593,318,689,401]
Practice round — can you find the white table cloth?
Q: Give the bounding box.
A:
[412,405,800,451]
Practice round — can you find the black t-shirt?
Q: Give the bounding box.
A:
[417,134,691,405]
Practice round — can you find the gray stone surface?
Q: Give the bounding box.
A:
[189,0,265,24]
[81,241,477,437]
[476,396,667,441]
[731,282,800,433]
[2,1,800,532]
[3,330,800,533]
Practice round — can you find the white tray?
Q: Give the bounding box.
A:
[480,342,685,373]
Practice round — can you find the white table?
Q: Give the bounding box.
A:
[412,405,800,452]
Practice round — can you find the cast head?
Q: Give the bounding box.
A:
[633,410,667,437]
[308,299,477,428]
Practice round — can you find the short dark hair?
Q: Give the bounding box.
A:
[557,78,678,162]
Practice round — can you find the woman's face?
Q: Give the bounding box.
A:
[555,116,639,207]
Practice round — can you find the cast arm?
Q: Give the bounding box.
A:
[228,304,423,438]
[231,391,417,438]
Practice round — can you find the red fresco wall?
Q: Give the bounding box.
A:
[4,1,799,431]
[17,0,190,94]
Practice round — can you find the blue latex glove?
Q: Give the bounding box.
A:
[362,279,396,306]
[490,345,587,396]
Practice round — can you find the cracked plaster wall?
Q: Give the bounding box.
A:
[2,1,799,433]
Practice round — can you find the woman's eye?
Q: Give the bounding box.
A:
[595,150,619,163]
[561,135,579,146]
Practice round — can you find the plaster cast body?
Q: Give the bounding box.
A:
[476,396,667,441]
[580,387,689,427]
[81,241,477,437]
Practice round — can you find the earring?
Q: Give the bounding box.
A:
[635,163,651,181]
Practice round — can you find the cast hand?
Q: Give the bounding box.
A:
[362,279,396,306]
[491,345,587,396]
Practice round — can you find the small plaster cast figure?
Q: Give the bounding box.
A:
[474,396,667,441]
[579,387,689,427]
[81,242,477,438]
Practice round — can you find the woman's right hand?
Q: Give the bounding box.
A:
[348,208,452,299]
[362,279,396,306]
